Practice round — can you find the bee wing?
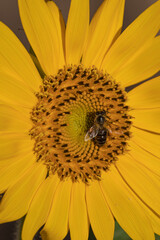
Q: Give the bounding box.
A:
[84,125,99,142]
[108,128,123,135]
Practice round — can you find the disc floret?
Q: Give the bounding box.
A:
[30,65,132,183]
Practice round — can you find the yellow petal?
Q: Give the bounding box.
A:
[0,22,41,92]
[41,180,72,240]
[115,37,160,87]
[0,133,34,160]
[101,166,154,240]
[116,154,160,218]
[69,182,89,240]
[0,72,37,108]
[129,141,160,177]
[0,152,36,193]
[47,1,65,68]
[22,175,59,240]
[0,104,31,133]
[0,162,47,223]
[86,181,114,240]
[135,195,160,235]
[127,76,160,109]
[65,0,89,64]
[131,126,160,157]
[121,153,160,234]
[101,0,160,86]
[18,0,63,75]
[132,108,160,133]
[82,0,125,68]
[0,146,33,167]
[116,154,160,235]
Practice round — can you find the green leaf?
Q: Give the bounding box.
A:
[29,46,45,78]
[15,217,25,240]
[88,226,96,240]
[155,234,160,240]
[88,221,131,240]
[113,221,131,240]
[89,221,160,240]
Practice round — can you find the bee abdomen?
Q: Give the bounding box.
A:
[95,128,107,146]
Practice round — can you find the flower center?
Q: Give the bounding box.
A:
[30,65,132,183]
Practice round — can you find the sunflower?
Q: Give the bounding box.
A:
[0,0,160,239]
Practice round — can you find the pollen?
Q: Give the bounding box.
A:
[30,65,132,183]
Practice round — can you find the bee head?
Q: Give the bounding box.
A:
[96,110,106,116]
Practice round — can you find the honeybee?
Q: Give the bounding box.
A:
[85,111,108,146]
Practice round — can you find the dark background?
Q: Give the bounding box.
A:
[0,0,157,49]
[0,0,157,239]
